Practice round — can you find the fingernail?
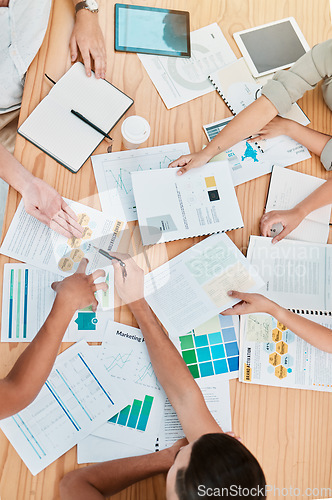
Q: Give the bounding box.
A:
[227,291,233,296]
[177,171,183,176]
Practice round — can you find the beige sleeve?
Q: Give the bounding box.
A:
[261,39,332,115]
[320,138,332,171]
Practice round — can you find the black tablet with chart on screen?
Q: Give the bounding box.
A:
[114,4,191,57]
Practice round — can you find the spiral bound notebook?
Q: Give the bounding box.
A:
[265,166,332,244]
[247,236,332,316]
[208,57,309,125]
[18,62,133,173]
[131,161,244,245]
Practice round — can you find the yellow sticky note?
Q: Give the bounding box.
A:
[205,176,216,188]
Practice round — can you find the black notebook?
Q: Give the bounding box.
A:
[18,63,133,173]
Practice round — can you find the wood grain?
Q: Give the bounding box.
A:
[0,1,331,499]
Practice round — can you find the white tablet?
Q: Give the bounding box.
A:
[233,17,310,78]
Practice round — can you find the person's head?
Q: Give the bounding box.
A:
[166,433,266,499]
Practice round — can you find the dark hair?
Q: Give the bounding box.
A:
[175,433,266,499]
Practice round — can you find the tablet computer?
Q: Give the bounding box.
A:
[233,18,310,78]
[114,4,190,58]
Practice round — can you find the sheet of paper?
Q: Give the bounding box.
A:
[265,166,331,243]
[1,264,114,342]
[138,23,236,109]
[92,322,166,450]
[208,58,310,124]
[239,313,332,392]
[247,236,332,312]
[203,117,311,186]
[0,199,124,277]
[159,380,232,449]
[144,233,264,336]
[92,143,190,221]
[131,162,243,245]
[170,314,239,381]
[0,342,125,475]
[77,434,151,464]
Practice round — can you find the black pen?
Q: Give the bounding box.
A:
[71,109,112,140]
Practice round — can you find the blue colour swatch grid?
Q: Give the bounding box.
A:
[179,315,239,379]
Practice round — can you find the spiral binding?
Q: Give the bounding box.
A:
[290,309,331,316]
[208,75,265,153]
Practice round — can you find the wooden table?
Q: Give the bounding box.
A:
[0,1,331,499]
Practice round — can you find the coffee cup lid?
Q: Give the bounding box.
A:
[121,116,150,144]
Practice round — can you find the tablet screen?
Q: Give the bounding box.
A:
[234,19,309,76]
[115,4,190,57]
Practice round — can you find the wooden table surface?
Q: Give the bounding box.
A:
[0,1,331,499]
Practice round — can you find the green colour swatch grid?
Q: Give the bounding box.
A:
[109,395,154,432]
[179,315,239,379]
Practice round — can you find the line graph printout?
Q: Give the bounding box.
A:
[92,143,190,221]
[93,321,166,449]
[0,342,124,475]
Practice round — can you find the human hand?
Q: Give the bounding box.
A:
[70,10,106,78]
[51,258,107,312]
[21,176,83,238]
[260,207,304,243]
[249,116,293,141]
[168,150,211,176]
[222,291,276,316]
[108,252,144,305]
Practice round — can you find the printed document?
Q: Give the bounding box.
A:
[92,322,166,451]
[0,199,124,277]
[92,143,190,221]
[0,342,124,475]
[138,23,236,109]
[265,166,331,243]
[239,313,332,392]
[1,264,114,342]
[132,162,243,245]
[145,233,264,336]
[247,236,332,313]
[203,116,310,186]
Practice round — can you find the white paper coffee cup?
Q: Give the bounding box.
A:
[121,116,150,149]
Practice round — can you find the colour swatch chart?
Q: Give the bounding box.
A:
[1,264,114,343]
[239,313,332,392]
[0,342,125,475]
[0,199,124,277]
[92,143,190,221]
[92,321,166,450]
[173,315,239,381]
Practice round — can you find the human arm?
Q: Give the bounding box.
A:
[70,0,106,78]
[260,175,332,243]
[222,291,332,353]
[0,259,107,419]
[168,95,278,175]
[108,254,222,442]
[60,439,187,500]
[0,143,83,238]
[253,116,331,157]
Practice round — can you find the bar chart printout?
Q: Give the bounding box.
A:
[109,395,154,432]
